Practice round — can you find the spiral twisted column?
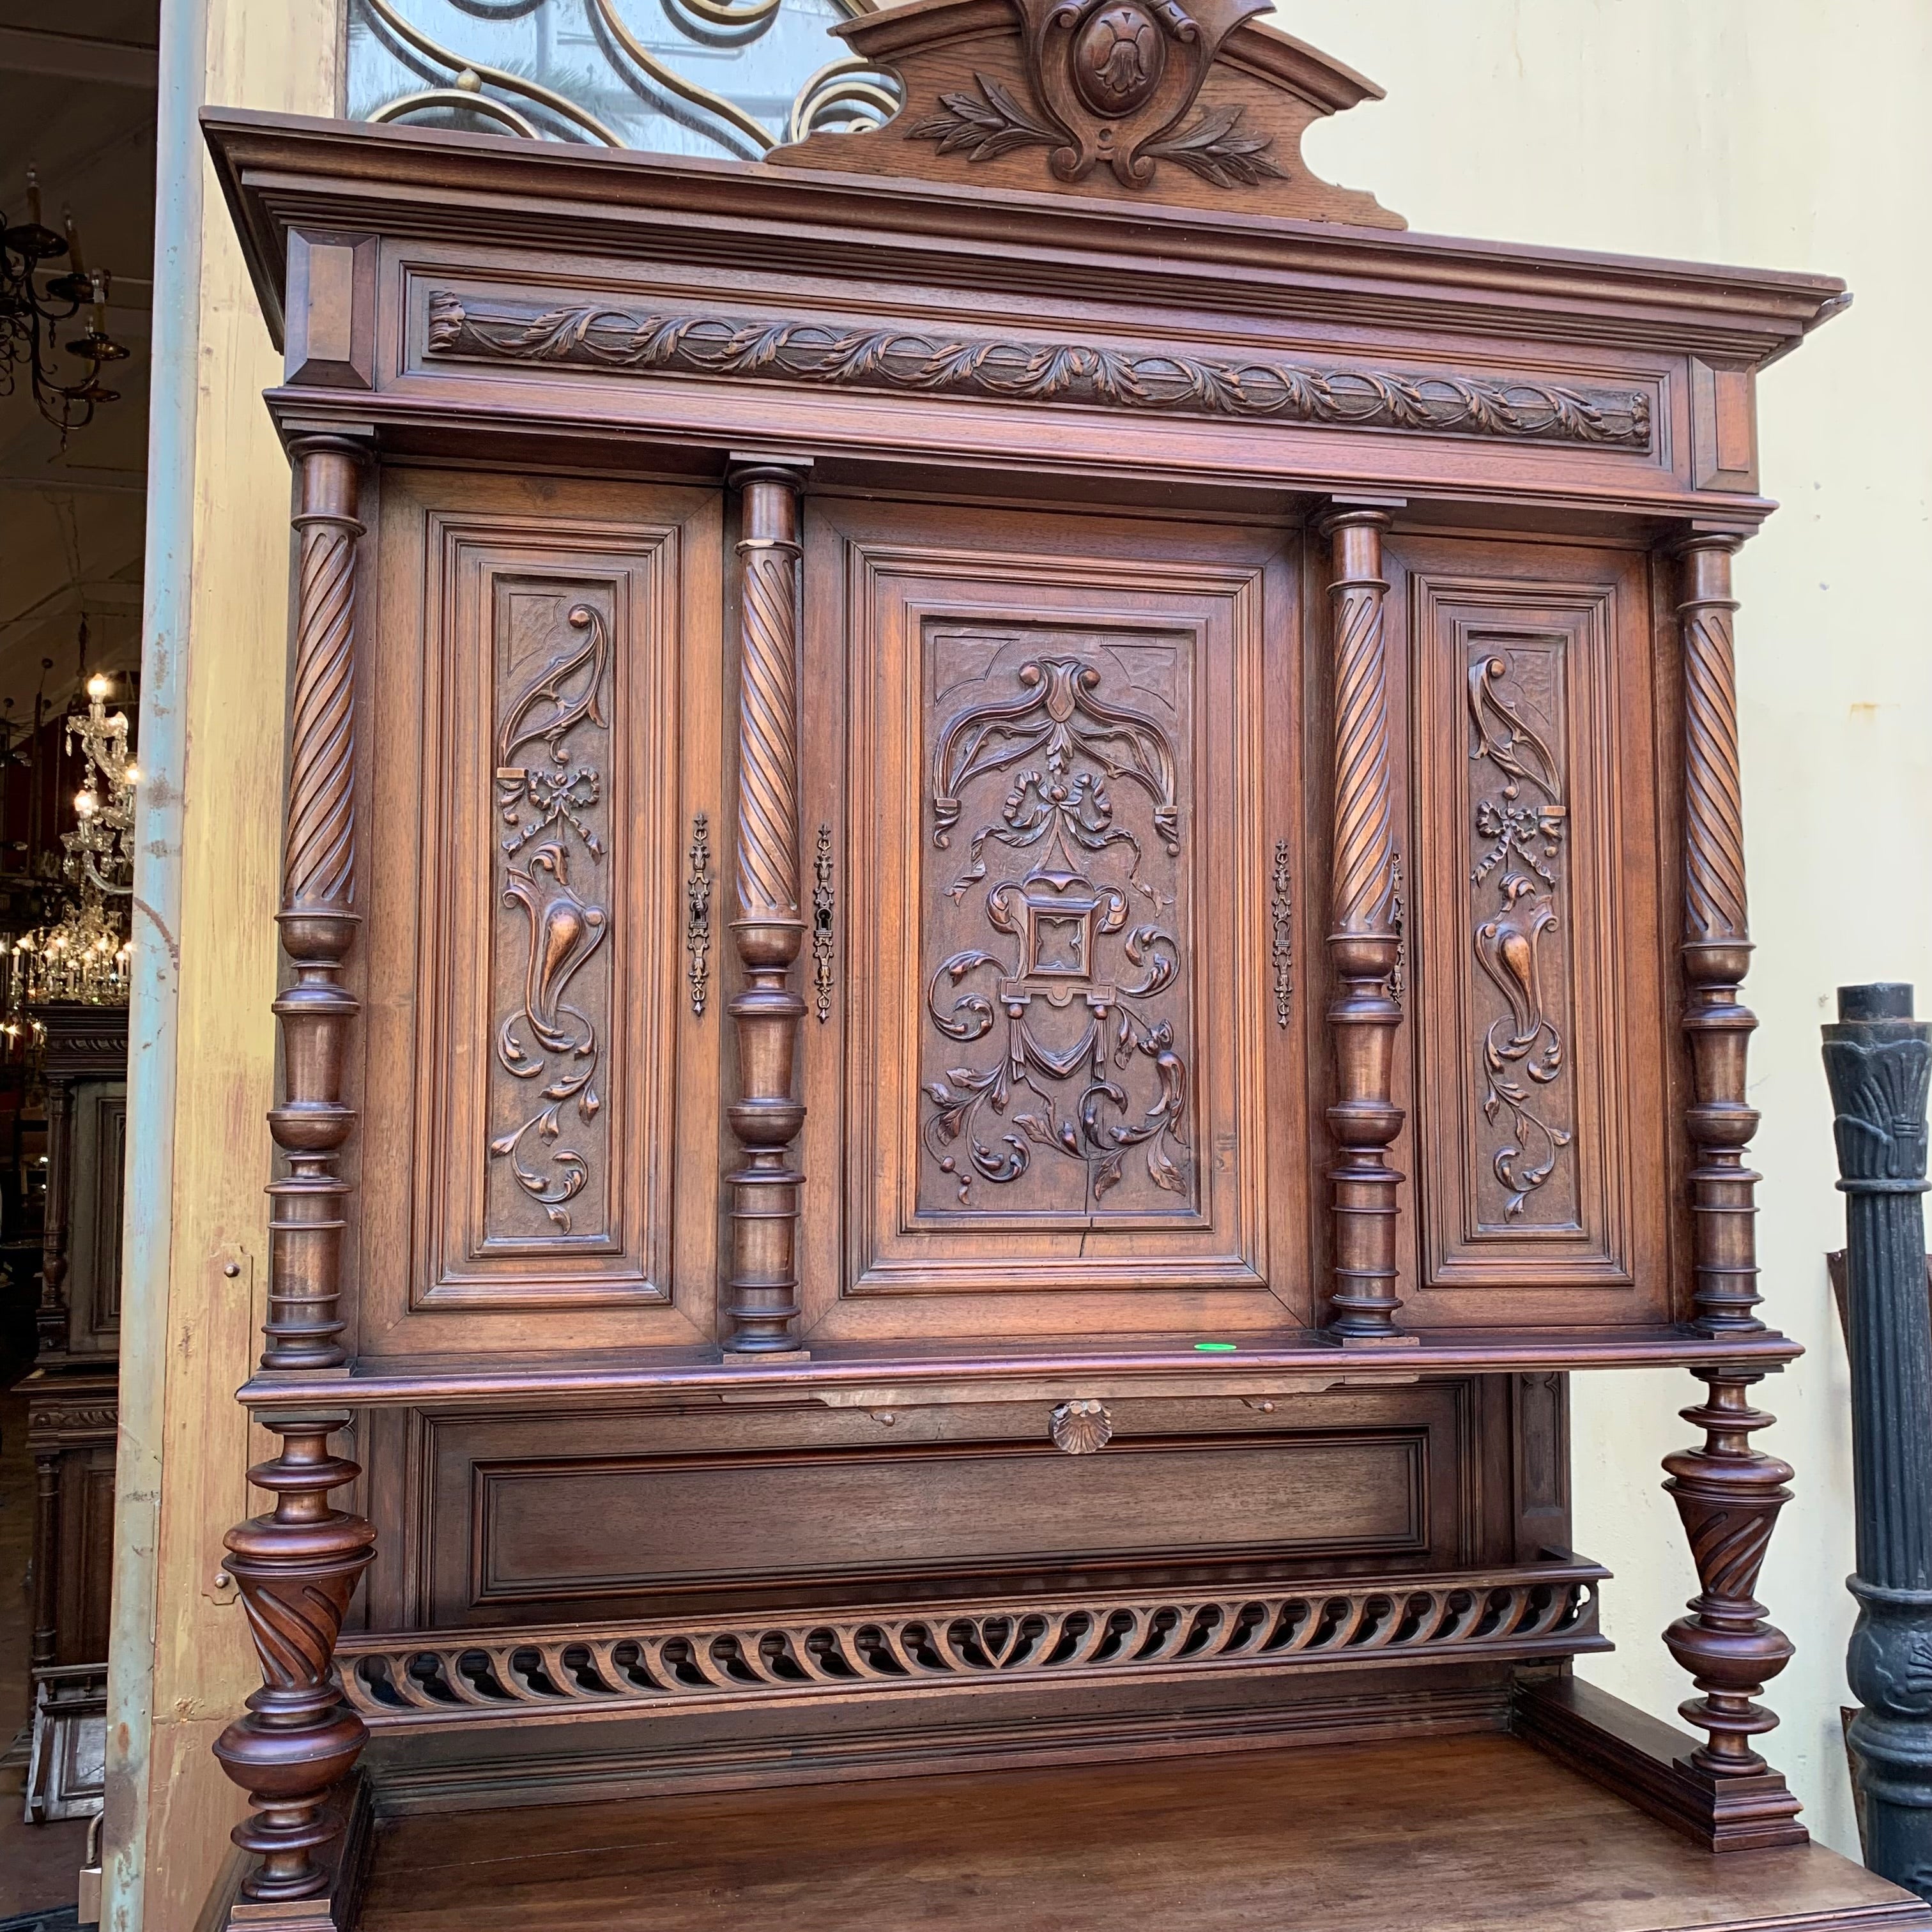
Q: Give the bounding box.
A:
[267,436,367,1372]
[1678,535,1761,1337]
[213,1413,377,1903]
[725,461,811,1354]
[1320,507,1409,1344]
[211,433,379,1915]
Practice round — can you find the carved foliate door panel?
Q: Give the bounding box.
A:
[800,503,1307,1341]
[1393,539,1669,1325]
[358,471,724,1354]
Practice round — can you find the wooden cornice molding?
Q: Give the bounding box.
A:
[200,110,1846,371]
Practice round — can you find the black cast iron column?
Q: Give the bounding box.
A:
[1825,982,1932,1899]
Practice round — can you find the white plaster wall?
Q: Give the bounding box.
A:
[1291,0,1932,1857]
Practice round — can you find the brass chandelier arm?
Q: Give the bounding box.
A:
[360,0,627,145]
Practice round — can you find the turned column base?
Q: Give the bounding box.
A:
[1516,1678,1806,1853]
[219,1773,374,1932]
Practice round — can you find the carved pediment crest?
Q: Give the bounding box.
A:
[767,0,1404,225]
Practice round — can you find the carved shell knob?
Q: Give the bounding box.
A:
[1050,1399,1113,1455]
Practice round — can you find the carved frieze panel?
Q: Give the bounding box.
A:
[397,511,691,1312]
[823,523,1290,1326]
[1406,560,1653,1311]
[424,289,1654,453]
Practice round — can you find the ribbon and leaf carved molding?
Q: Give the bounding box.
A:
[425,291,1654,450]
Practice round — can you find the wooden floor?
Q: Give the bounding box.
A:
[360,1731,1928,1932]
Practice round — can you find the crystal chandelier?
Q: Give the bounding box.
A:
[7,674,137,1018]
[1,167,130,441]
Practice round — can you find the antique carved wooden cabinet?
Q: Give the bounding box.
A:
[196,7,1916,1925]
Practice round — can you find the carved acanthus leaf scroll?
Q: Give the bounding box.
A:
[492,604,610,1231]
[923,654,1190,1211]
[1468,650,1572,1220]
[910,77,1284,189]
[426,292,1653,451]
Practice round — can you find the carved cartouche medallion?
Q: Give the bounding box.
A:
[491,602,610,1232]
[1468,649,1572,1220]
[908,0,1281,190]
[923,648,1192,1214]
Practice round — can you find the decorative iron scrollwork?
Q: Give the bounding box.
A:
[491,603,610,1232]
[687,810,712,1018]
[1468,650,1572,1220]
[923,655,1190,1211]
[812,822,835,1023]
[349,0,897,162]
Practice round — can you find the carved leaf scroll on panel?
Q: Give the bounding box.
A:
[488,591,614,1241]
[920,629,1197,1222]
[1466,641,1575,1228]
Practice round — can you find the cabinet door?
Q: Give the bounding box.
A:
[356,470,724,1356]
[1389,535,1672,1326]
[799,501,1310,1344]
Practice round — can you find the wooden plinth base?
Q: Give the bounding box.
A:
[353,1731,1922,1932]
[1515,1675,1808,1853]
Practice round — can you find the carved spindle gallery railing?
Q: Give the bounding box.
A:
[336,1560,1608,1726]
[213,435,381,1910]
[1678,534,1761,1337]
[1660,532,1801,1845]
[725,461,810,1354]
[213,1414,377,1904]
[1321,506,1409,1343]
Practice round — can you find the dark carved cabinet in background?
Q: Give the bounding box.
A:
[190,3,1917,1924]
[18,1002,125,1822]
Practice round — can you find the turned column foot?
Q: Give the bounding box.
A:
[214,1414,376,1905]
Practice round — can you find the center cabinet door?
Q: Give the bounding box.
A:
[797,500,1311,1344]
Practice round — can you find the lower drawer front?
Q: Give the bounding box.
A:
[364,1382,1510,1629]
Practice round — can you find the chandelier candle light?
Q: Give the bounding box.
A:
[9,674,137,1013]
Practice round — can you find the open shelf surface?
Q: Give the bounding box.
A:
[240,1326,1804,1412]
[358,1731,1926,1932]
